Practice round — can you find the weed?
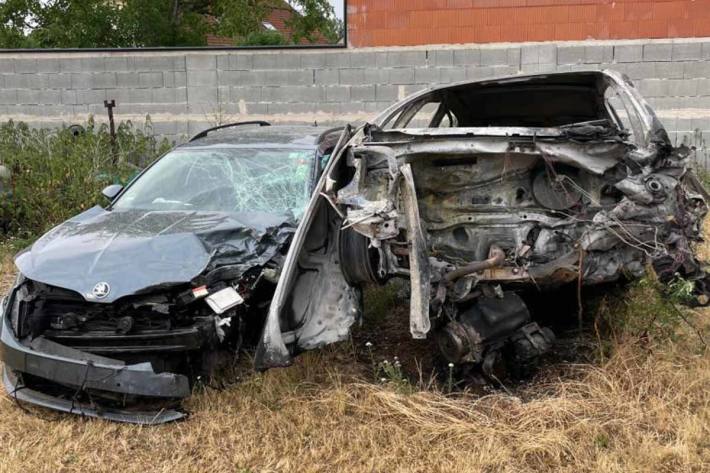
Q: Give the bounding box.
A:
[0,118,171,239]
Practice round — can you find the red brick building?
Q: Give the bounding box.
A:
[347,0,710,47]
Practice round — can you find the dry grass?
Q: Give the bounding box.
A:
[0,254,708,472]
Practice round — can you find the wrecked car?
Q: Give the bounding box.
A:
[256,70,709,378]
[0,122,342,423]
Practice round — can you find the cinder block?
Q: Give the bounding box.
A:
[430,49,454,67]
[301,53,326,68]
[389,67,415,84]
[697,78,710,95]
[521,44,557,65]
[350,52,377,68]
[314,68,339,85]
[187,70,217,87]
[254,53,300,69]
[414,67,440,85]
[479,47,508,66]
[655,62,686,79]
[59,58,84,73]
[106,89,131,105]
[585,45,614,64]
[690,118,710,132]
[0,59,14,74]
[262,85,324,103]
[104,57,130,72]
[339,68,367,86]
[76,89,107,105]
[363,68,389,85]
[624,62,655,80]
[387,50,427,67]
[683,61,710,79]
[639,79,669,97]
[81,57,107,73]
[324,52,351,68]
[257,69,312,86]
[325,85,351,102]
[139,72,164,88]
[15,89,59,105]
[36,59,61,73]
[643,43,672,62]
[702,42,710,60]
[16,90,37,105]
[375,84,398,101]
[43,73,72,89]
[187,86,218,104]
[230,54,254,70]
[351,85,376,102]
[667,79,699,97]
[152,88,178,103]
[453,49,480,66]
[37,89,61,104]
[229,86,262,102]
[70,73,92,89]
[6,73,46,89]
[220,70,259,86]
[185,54,217,71]
[672,42,703,61]
[557,46,585,65]
[614,44,643,63]
[116,72,141,88]
[438,67,467,84]
[60,89,77,105]
[71,72,114,89]
[507,47,521,67]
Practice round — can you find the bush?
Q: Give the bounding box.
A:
[0,118,172,238]
[238,30,286,46]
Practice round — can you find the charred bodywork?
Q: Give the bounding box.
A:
[1,125,341,423]
[256,70,709,376]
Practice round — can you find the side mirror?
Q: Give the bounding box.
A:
[101,184,123,201]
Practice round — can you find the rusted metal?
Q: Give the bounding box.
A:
[104,99,117,164]
[445,245,506,283]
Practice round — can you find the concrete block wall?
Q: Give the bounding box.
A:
[0,38,709,166]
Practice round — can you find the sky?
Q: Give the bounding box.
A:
[330,0,345,20]
[288,0,345,21]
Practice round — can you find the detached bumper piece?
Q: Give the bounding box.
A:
[2,367,185,424]
[1,313,190,424]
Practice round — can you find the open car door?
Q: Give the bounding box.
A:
[255,125,359,369]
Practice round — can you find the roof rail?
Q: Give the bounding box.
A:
[189,121,271,142]
[316,126,345,145]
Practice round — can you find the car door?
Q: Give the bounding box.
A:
[255,125,359,369]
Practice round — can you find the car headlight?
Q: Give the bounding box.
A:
[6,272,24,336]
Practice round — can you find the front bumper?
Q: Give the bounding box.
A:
[0,292,192,424]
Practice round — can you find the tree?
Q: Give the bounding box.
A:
[28,0,123,48]
[212,0,270,43]
[0,0,38,48]
[0,0,343,48]
[288,0,342,44]
[118,0,210,47]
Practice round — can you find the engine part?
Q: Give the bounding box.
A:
[532,168,582,210]
[505,323,556,377]
[445,245,505,283]
[436,291,533,364]
[339,227,381,284]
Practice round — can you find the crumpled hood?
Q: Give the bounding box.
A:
[15,206,295,303]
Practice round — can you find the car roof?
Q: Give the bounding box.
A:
[181,124,325,149]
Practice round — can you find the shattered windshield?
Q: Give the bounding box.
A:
[113,147,315,215]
